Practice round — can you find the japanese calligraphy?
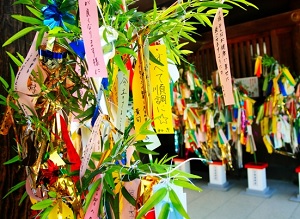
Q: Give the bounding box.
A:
[149,45,174,134]
[212,8,234,105]
[79,0,107,77]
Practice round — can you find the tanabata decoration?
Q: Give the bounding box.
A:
[173,64,257,169]
[255,55,300,157]
[0,0,256,218]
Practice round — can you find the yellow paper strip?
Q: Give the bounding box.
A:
[149,45,174,134]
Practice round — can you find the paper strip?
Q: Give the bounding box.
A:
[149,45,174,134]
[212,8,234,105]
[79,0,107,77]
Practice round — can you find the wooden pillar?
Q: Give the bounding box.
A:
[0,1,33,218]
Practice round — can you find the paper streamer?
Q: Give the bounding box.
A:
[80,114,102,179]
[79,0,107,77]
[149,45,174,134]
[212,8,234,105]
[14,32,47,116]
[132,57,148,140]
[84,175,103,219]
[120,179,141,219]
[115,71,130,140]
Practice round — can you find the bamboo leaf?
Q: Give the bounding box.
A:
[199,2,233,9]
[114,54,128,74]
[136,146,159,155]
[3,155,20,165]
[11,14,42,25]
[121,186,136,207]
[169,188,190,219]
[48,191,57,198]
[172,179,202,192]
[158,202,170,219]
[40,206,53,219]
[6,52,23,66]
[19,191,28,205]
[26,5,43,19]
[0,76,9,89]
[31,199,54,210]
[171,169,202,179]
[136,187,168,219]
[149,50,164,66]
[116,46,137,57]
[3,26,41,47]
[13,0,33,5]
[83,178,102,212]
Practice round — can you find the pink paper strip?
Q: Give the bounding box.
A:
[14,32,47,116]
[79,0,107,78]
[212,8,235,106]
[84,174,103,219]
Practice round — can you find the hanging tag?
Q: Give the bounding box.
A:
[149,45,174,134]
[84,175,103,219]
[212,8,234,105]
[14,32,47,116]
[120,179,141,219]
[79,0,107,77]
[132,58,148,140]
[80,114,102,179]
[113,71,130,141]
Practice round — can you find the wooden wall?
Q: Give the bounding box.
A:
[0,1,32,218]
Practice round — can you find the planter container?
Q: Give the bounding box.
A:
[208,161,232,191]
[289,166,300,202]
[244,162,274,198]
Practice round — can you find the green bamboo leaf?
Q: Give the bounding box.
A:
[88,159,96,170]
[13,0,33,5]
[139,129,156,136]
[172,179,202,192]
[169,188,190,219]
[3,180,26,199]
[116,46,137,57]
[153,0,157,19]
[171,169,201,179]
[158,202,170,219]
[133,141,153,147]
[83,178,102,212]
[48,191,57,198]
[40,206,53,219]
[6,52,23,66]
[0,76,9,89]
[121,186,136,207]
[31,199,54,210]
[179,31,196,43]
[149,50,164,66]
[26,5,43,19]
[148,33,166,45]
[136,187,168,219]
[19,191,28,205]
[135,146,159,155]
[200,2,232,9]
[3,26,41,47]
[11,15,42,25]
[10,65,16,88]
[64,22,82,34]
[3,155,20,165]
[104,172,115,191]
[36,26,49,50]
[114,54,128,74]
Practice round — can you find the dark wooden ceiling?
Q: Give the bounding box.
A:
[130,0,300,34]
